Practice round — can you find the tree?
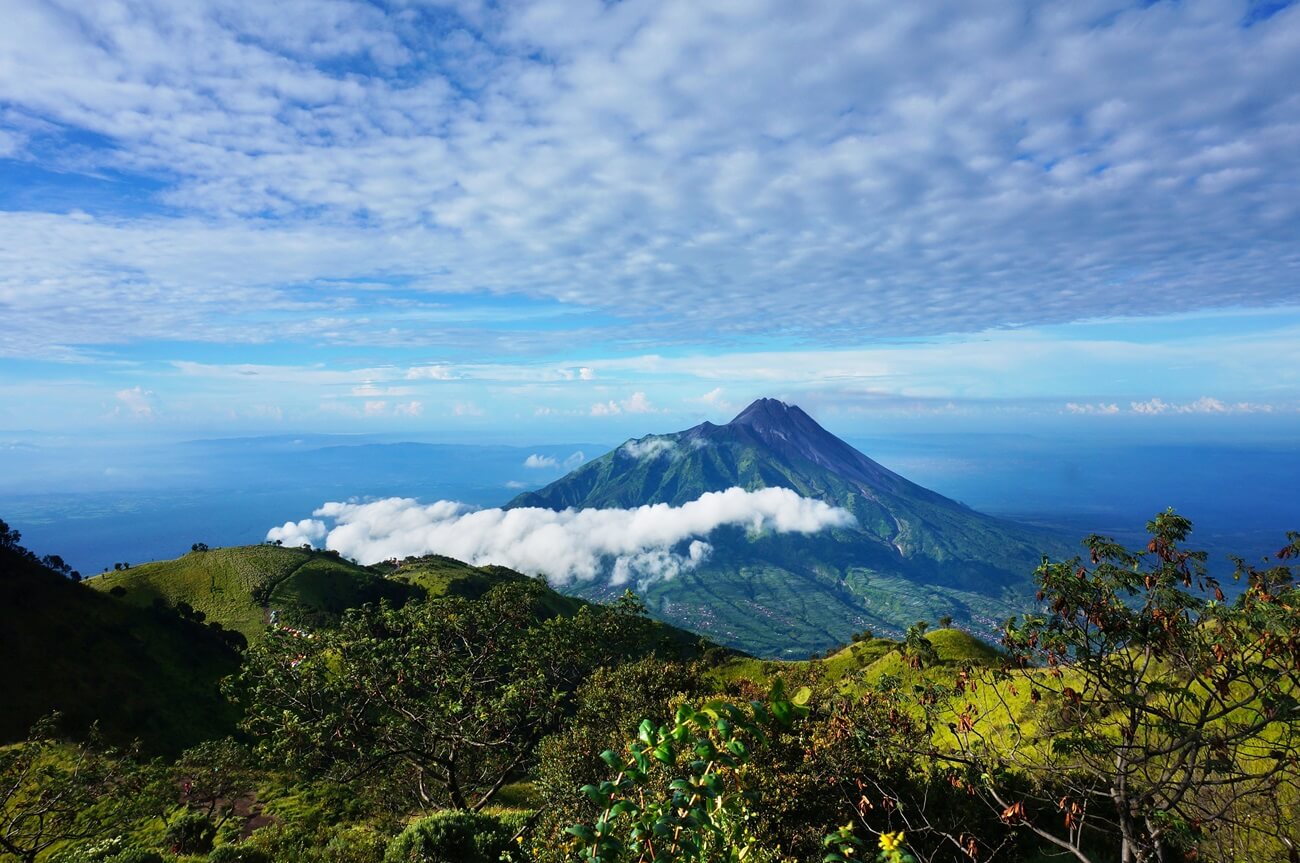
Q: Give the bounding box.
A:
[190,543,209,553]
[230,581,657,812]
[0,518,21,550]
[0,716,150,863]
[172,739,256,831]
[899,621,938,669]
[568,681,921,863]
[937,615,953,629]
[567,681,812,863]
[40,555,72,577]
[936,512,1300,863]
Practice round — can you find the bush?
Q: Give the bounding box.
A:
[164,809,217,855]
[208,844,271,863]
[383,811,521,863]
[109,851,167,863]
[51,838,165,863]
[321,825,388,863]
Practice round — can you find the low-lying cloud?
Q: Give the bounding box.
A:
[620,437,677,460]
[266,487,854,589]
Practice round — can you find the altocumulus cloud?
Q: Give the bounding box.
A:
[265,488,855,588]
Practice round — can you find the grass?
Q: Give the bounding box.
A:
[86,545,413,641]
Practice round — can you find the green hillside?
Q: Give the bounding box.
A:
[86,544,415,640]
[509,399,1069,656]
[711,625,1003,689]
[1,543,240,755]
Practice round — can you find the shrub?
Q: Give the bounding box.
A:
[383,811,520,863]
[109,851,167,863]
[51,838,165,863]
[321,825,388,863]
[164,809,217,855]
[208,844,271,863]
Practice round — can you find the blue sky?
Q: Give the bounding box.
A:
[2,0,1299,444]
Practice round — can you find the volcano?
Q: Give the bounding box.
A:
[508,399,1061,656]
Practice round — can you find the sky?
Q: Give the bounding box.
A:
[2,0,1299,444]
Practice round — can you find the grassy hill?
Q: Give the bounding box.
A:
[1,544,240,755]
[710,626,1003,689]
[86,545,416,640]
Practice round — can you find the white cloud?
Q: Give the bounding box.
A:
[267,518,327,546]
[394,400,423,417]
[578,367,595,381]
[452,401,485,416]
[352,383,413,397]
[693,387,735,412]
[112,386,156,419]
[524,453,558,469]
[363,400,388,416]
[406,365,455,381]
[562,450,585,469]
[265,487,855,588]
[1064,402,1120,415]
[1130,396,1275,415]
[621,437,677,460]
[3,1,1299,360]
[591,391,658,416]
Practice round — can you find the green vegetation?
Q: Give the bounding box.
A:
[3,512,1298,863]
[85,546,414,642]
[1,524,239,754]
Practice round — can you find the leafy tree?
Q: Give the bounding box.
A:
[230,582,657,812]
[0,715,150,863]
[899,621,938,669]
[173,739,257,831]
[163,809,217,855]
[0,517,22,550]
[534,659,708,858]
[567,680,812,863]
[939,512,1300,863]
[937,615,953,629]
[41,554,72,577]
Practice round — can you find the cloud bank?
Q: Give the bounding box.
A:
[266,487,855,588]
[3,1,1300,359]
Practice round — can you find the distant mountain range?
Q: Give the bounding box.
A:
[509,398,1066,656]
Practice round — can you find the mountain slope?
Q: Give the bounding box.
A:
[86,545,417,640]
[88,544,728,659]
[509,399,1065,656]
[1,544,240,755]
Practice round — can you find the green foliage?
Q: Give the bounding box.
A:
[947,512,1300,863]
[51,836,165,863]
[231,581,663,812]
[382,811,525,863]
[319,825,389,863]
[172,739,256,829]
[207,843,270,863]
[567,680,811,863]
[163,810,217,855]
[0,716,154,863]
[533,659,709,858]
